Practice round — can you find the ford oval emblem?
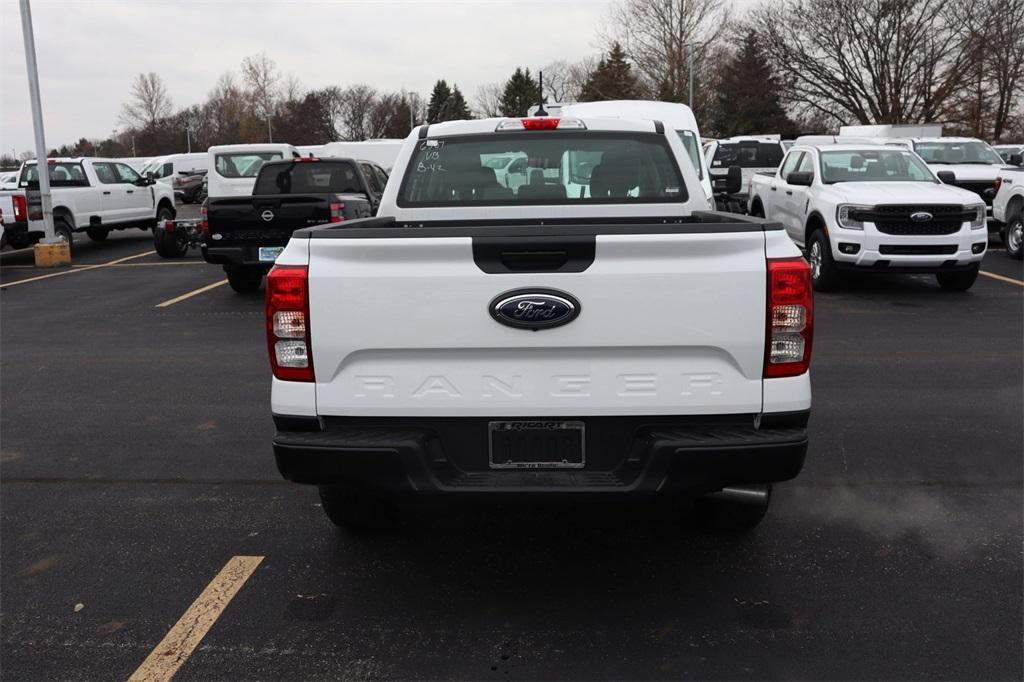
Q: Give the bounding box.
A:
[490,289,580,330]
[910,211,933,222]
[261,210,274,222]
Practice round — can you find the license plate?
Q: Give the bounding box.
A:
[258,246,284,262]
[489,420,585,469]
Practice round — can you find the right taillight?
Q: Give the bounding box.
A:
[764,257,813,378]
[266,265,314,382]
[13,194,27,222]
[329,202,345,223]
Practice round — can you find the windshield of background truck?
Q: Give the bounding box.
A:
[676,131,703,179]
[254,161,362,195]
[711,142,785,169]
[913,141,1003,165]
[399,132,686,206]
[214,152,285,178]
[820,150,936,184]
[19,162,89,187]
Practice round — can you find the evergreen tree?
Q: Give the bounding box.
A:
[499,68,542,117]
[427,80,453,123]
[440,85,472,121]
[709,32,794,137]
[579,43,642,102]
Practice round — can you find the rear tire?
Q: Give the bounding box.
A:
[1005,213,1023,260]
[318,486,394,531]
[86,227,109,242]
[807,229,841,291]
[153,225,188,259]
[693,485,771,533]
[54,218,74,254]
[936,264,979,291]
[224,265,263,293]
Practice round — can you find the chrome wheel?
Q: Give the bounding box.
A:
[1008,218,1023,254]
[809,241,822,280]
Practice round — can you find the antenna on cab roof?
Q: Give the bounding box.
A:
[535,70,548,117]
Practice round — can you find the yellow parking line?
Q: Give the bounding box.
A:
[128,556,263,682]
[980,270,1024,287]
[0,250,155,289]
[155,279,229,307]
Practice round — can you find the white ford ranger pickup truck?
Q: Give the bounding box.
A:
[749,144,988,291]
[267,116,813,532]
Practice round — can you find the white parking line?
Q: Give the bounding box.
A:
[128,555,264,682]
[155,279,229,308]
[0,250,155,289]
[979,270,1024,287]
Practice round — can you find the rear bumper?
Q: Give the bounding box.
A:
[272,413,808,496]
[201,244,276,268]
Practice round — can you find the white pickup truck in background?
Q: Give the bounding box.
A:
[0,157,176,251]
[909,137,1007,215]
[748,143,987,291]
[704,136,787,213]
[993,167,1023,259]
[266,115,813,533]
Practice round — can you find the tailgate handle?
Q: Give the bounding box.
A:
[473,236,595,273]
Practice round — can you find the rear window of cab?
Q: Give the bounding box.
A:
[398,132,687,207]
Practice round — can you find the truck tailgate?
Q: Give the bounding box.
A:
[308,229,767,417]
[209,195,331,241]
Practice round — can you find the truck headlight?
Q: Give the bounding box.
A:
[836,204,870,230]
[968,204,986,229]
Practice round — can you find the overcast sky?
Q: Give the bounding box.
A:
[0,0,614,155]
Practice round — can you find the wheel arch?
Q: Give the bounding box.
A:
[51,204,75,229]
[156,197,176,218]
[804,211,827,248]
[1007,194,1024,220]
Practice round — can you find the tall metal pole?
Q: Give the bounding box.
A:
[688,42,694,109]
[19,0,55,242]
[186,126,191,153]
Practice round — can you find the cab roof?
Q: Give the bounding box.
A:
[420,116,663,137]
[913,137,986,144]
[792,144,903,153]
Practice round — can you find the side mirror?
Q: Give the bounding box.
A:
[724,165,743,194]
[1009,153,1023,167]
[936,170,956,184]
[786,171,813,186]
[146,171,155,180]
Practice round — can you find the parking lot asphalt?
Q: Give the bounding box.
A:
[1,210,1022,681]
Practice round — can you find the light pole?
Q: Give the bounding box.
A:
[186,126,191,153]
[687,41,695,109]
[18,0,55,244]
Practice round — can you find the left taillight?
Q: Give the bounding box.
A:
[197,202,208,234]
[13,194,27,222]
[764,257,813,378]
[266,265,314,382]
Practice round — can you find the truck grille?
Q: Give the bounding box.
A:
[879,244,958,255]
[860,204,969,236]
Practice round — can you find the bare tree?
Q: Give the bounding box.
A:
[281,74,305,105]
[338,84,379,140]
[604,0,731,102]
[119,73,173,129]
[980,0,1024,139]
[539,61,576,103]
[754,0,977,127]
[565,56,600,101]
[474,82,504,117]
[241,52,280,141]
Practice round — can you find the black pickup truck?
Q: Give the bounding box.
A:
[202,157,389,292]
